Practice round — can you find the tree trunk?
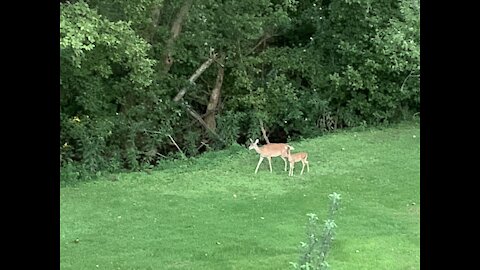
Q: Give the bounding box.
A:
[161,0,193,73]
[259,119,270,144]
[204,53,225,131]
[146,5,162,44]
[171,52,224,144]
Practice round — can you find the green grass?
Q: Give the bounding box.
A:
[60,121,420,270]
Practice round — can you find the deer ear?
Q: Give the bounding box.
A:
[249,138,253,143]
[255,139,259,144]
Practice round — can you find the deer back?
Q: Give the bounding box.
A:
[289,152,308,162]
[259,143,290,157]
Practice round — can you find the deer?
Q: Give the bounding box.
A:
[286,146,309,176]
[248,138,293,174]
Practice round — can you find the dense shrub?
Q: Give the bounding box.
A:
[60,0,419,180]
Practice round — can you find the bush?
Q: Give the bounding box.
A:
[291,193,342,270]
[59,0,419,179]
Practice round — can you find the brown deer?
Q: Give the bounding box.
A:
[286,146,309,176]
[248,139,292,174]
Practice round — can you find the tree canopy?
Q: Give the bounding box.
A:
[60,0,420,180]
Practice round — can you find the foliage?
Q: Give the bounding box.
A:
[215,111,245,147]
[310,0,420,126]
[60,1,179,180]
[60,0,420,179]
[290,193,341,270]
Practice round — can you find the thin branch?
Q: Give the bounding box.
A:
[143,129,163,134]
[173,53,217,102]
[199,77,212,91]
[196,141,210,151]
[400,70,420,93]
[212,57,225,68]
[184,105,226,144]
[156,152,168,158]
[247,32,273,56]
[167,134,186,159]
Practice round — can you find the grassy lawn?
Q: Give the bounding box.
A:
[60,121,420,270]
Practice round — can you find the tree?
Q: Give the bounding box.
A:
[60,0,420,179]
[61,1,176,173]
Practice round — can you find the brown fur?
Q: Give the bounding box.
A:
[286,148,309,176]
[248,139,292,173]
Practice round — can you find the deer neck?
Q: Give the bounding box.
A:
[253,145,264,155]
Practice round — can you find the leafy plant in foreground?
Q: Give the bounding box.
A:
[290,192,342,270]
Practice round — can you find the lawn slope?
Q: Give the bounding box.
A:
[60,122,420,270]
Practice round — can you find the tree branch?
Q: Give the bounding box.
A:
[173,53,217,102]
[247,33,273,55]
[259,119,270,144]
[156,152,168,158]
[184,105,226,144]
[162,0,194,73]
[167,134,186,159]
[171,49,224,144]
[400,70,420,93]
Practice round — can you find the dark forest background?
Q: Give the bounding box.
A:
[60,0,419,180]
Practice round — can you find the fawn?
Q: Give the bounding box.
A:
[286,146,309,176]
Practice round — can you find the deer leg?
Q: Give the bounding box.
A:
[267,157,273,172]
[281,156,287,171]
[300,161,305,175]
[306,160,309,172]
[289,162,294,176]
[255,157,264,174]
